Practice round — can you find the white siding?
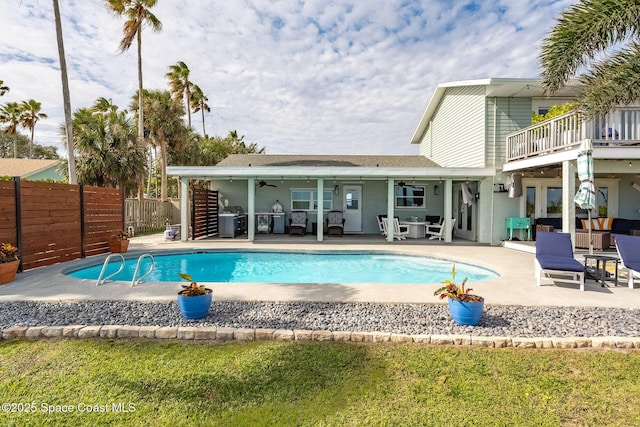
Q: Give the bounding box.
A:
[428,86,486,167]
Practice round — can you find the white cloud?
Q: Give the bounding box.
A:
[0,0,576,156]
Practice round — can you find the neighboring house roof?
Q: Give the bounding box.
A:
[216,154,440,168]
[0,158,61,179]
[409,77,584,144]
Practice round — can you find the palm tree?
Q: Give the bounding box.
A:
[540,0,640,115]
[0,80,9,97]
[106,0,161,197]
[53,0,77,184]
[70,104,145,194]
[0,102,22,158]
[190,84,210,136]
[166,61,194,127]
[134,89,186,200]
[20,99,47,159]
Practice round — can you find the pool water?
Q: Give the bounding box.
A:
[67,251,498,284]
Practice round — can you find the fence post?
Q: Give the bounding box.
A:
[79,185,86,258]
[13,176,23,272]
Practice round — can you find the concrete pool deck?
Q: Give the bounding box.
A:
[0,233,638,309]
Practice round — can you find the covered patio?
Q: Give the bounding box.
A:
[167,155,495,244]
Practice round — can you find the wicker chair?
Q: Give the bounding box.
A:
[326,210,346,236]
[289,211,308,236]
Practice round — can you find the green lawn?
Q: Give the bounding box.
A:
[0,339,639,426]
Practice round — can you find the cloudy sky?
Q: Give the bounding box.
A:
[0,0,575,156]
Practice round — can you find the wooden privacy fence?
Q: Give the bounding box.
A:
[0,178,123,271]
[191,187,218,239]
[125,198,173,235]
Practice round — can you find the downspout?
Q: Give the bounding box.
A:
[491,97,497,245]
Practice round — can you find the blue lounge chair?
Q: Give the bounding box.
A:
[614,235,640,289]
[535,232,586,291]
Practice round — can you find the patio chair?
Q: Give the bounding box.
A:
[425,218,456,240]
[535,232,586,291]
[614,234,640,289]
[326,210,346,236]
[376,215,387,235]
[381,217,409,240]
[289,211,308,236]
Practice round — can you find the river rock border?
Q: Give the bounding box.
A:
[3,325,639,349]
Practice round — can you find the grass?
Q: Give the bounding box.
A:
[0,339,639,426]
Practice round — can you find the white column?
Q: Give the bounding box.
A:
[387,179,395,242]
[444,179,453,243]
[562,160,576,238]
[247,178,255,241]
[180,177,188,242]
[317,178,324,241]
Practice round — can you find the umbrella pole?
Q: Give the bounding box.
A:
[588,210,593,255]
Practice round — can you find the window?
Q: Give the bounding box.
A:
[546,187,563,216]
[291,190,333,211]
[395,185,426,208]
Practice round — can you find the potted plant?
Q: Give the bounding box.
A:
[177,273,212,320]
[433,264,484,326]
[107,231,130,253]
[0,243,20,285]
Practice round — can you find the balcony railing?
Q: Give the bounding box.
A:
[506,107,640,162]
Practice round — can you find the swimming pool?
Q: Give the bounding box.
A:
[67,251,499,284]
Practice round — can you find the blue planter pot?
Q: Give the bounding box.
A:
[177,291,212,320]
[447,298,484,326]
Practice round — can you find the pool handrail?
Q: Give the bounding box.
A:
[96,254,125,286]
[131,254,155,287]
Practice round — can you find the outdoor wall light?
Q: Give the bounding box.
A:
[433,185,440,196]
[334,185,339,195]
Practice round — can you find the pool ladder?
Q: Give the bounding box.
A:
[96,253,155,287]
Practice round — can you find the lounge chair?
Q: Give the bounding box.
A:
[326,210,346,236]
[614,234,640,289]
[535,232,586,291]
[425,218,456,240]
[376,214,387,235]
[289,211,308,236]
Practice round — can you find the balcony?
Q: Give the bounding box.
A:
[506,107,640,163]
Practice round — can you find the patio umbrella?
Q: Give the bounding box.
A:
[574,139,596,254]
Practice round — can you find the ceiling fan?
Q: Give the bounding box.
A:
[258,180,277,188]
[397,181,418,188]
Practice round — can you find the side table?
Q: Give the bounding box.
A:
[583,254,619,287]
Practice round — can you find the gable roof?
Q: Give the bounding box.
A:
[0,158,60,178]
[216,154,440,168]
[409,77,584,144]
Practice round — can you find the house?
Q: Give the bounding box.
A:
[0,158,64,181]
[167,78,640,244]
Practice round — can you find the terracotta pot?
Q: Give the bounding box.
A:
[0,260,20,285]
[108,239,130,253]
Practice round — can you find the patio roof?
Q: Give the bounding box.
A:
[167,154,496,180]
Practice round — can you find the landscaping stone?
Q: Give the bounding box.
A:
[117,326,140,339]
[294,330,313,341]
[312,330,333,341]
[3,326,27,339]
[332,331,351,342]
[195,327,218,341]
[273,330,294,341]
[62,325,84,338]
[138,326,159,339]
[41,326,64,338]
[155,327,178,339]
[100,325,119,338]
[177,327,197,340]
[213,327,232,341]
[234,328,255,341]
[255,328,275,341]
[78,326,101,339]
[25,326,44,339]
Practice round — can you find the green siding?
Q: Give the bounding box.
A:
[486,97,532,168]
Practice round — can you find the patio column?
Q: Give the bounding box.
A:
[386,179,395,242]
[180,177,188,242]
[247,177,255,241]
[562,160,576,239]
[317,178,324,242]
[444,179,453,243]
